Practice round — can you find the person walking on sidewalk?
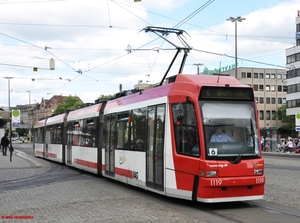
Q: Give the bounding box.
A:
[1,133,10,156]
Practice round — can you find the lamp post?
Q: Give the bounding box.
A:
[226,16,245,78]
[4,77,13,140]
[193,63,203,74]
[26,90,32,140]
[26,90,31,105]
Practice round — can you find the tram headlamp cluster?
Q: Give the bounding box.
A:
[201,170,218,177]
[254,169,263,175]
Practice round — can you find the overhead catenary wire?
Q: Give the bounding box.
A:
[0,0,292,100]
[106,0,112,27]
[173,0,215,29]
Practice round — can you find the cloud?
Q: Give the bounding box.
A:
[0,0,298,107]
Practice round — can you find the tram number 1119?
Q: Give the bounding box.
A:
[210,180,222,186]
[256,177,264,184]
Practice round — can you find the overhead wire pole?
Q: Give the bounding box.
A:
[226,16,246,78]
[27,90,32,140]
[193,63,203,74]
[4,77,13,154]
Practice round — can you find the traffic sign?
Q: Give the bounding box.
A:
[295,126,300,131]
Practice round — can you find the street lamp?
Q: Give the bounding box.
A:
[193,63,203,74]
[4,77,13,140]
[226,16,246,78]
[26,90,32,140]
[26,90,31,105]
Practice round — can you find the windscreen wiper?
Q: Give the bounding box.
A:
[233,119,255,164]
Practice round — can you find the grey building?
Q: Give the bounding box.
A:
[221,67,287,130]
[286,11,300,124]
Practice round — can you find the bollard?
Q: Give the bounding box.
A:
[9,145,14,162]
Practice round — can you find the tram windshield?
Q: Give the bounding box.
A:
[200,101,260,160]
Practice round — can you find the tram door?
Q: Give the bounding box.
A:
[45,127,50,158]
[146,105,165,190]
[104,115,116,176]
[66,123,72,164]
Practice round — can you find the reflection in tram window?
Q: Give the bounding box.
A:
[66,118,98,147]
[131,108,146,151]
[46,124,62,144]
[116,113,130,150]
[172,102,199,157]
[34,128,44,143]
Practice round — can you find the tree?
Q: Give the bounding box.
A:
[274,104,295,132]
[15,121,28,137]
[98,94,115,99]
[53,95,84,114]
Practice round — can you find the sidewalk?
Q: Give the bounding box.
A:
[262,150,300,158]
[0,149,42,169]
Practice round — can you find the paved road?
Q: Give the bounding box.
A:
[0,143,207,223]
[0,143,299,222]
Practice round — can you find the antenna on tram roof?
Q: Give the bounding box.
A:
[142,26,192,86]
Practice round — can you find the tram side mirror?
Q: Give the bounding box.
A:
[176,113,184,125]
[177,113,184,121]
[186,96,192,104]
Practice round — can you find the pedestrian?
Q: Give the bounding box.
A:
[260,136,264,151]
[265,137,271,151]
[284,139,293,153]
[1,133,10,156]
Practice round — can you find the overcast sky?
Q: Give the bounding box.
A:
[0,0,298,107]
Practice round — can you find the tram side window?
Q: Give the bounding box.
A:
[67,119,97,147]
[81,118,97,147]
[131,108,147,151]
[172,103,199,156]
[66,121,81,146]
[104,114,116,151]
[116,113,130,150]
[46,124,62,144]
[34,128,44,143]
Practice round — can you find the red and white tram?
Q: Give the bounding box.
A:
[64,103,105,174]
[44,112,66,163]
[34,74,265,203]
[33,118,47,158]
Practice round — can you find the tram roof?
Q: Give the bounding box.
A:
[175,74,246,86]
[46,113,67,126]
[67,103,103,121]
[105,74,248,111]
[34,119,47,128]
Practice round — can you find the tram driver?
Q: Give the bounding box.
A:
[210,126,234,143]
[135,139,144,150]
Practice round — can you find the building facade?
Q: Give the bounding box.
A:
[220,67,287,130]
[17,95,80,128]
[286,11,300,121]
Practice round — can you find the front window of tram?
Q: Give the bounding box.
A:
[200,102,260,160]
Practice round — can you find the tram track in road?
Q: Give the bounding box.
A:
[245,200,300,218]
[189,200,300,223]
[0,161,84,192]
[136,190,300,223]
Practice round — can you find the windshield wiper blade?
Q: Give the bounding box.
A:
[232,142,247,164]
[232,119,255,164]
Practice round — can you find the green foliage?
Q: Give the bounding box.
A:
[16,128,28,137]
[53,95,84,114]
[98,94,115,99]
[274,104,295,131]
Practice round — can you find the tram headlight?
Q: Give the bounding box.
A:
[254,169,263,175]
[201,170,218,177]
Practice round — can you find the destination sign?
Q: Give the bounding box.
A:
[201,87,253,100]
